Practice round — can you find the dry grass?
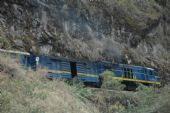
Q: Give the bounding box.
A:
[1,53,170,113]
[0,54,25,79]
[101,71,125,90]
[0,53,99,113]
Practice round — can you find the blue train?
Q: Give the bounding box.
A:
[0,49,161,87]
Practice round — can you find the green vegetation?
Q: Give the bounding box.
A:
[115,0,161,19]
[0,36,11,49]
[0,54,98,113]
[0,54,170,113]
[101,70,125,90]
[110,0,161,31]
[115,0,138,13]
[67,71,170,113]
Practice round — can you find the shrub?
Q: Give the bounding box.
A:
[121,84,170,113]
[0,54,99,113]
[0,90,10,113]
[0,36,11,49]
[101,70,126,90]
[0,54,25,79]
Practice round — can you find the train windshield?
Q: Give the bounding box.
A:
[153,71,160,81]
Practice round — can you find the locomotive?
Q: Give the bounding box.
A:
[0,49,161,87]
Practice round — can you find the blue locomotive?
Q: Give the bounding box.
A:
[0,49,161,87]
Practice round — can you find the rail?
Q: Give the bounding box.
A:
[0,49,30,56]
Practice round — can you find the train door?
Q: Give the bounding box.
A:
[70,62,77,78]
[144,69,148,80]
[18,55,30,67]
[27,55,37,70]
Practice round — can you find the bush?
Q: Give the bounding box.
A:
[0,54,99,113]
[0,91,10,112]
[121,84,170,113]
[0,54,25,79]
[101,70,125,90]
[0,36,11,48]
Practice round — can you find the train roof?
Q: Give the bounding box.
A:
[40,55,155,70]
[39,55,97,64]
[0,49,30,56]
[145,67,155,71]
[118,63,155,70]
[0,49,156,71]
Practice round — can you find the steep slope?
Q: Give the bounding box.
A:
[0,54,98,113]
[1,54,170,113]
[0,0,169,81]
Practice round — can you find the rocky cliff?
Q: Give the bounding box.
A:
[0,0,169,81]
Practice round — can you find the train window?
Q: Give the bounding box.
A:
[11,53,17,59]
[149,71,153,75]
[144,69,147,74]
[86,64,92,69]
[154,71,158,76]
[140,70,144,73]
[123,68,133,79]
[104,66,111,70]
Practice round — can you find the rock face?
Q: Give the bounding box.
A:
[0,0,169,80]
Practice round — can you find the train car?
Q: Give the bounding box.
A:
[39,57,102,85]
[0,49,161,88]
[20,53,161,86]
[110,64,160,85]
[76,61,101,85]
[37,56,72,79]
[0,49,30,67]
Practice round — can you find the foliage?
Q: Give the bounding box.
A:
[1,54,170,113]
[0,91,10,112]
[0,36,11,49]
[0,54,25,79]
[114,0,161,19]
[0,54,98,113]
[121,84,170,113]
[101,70,126,90]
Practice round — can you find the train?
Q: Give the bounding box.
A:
[0,49,161,88]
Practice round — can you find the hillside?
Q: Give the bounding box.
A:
[0,1,170,112]
[1,54,170,113]
[0,0,169,81]
[0,54,99,113]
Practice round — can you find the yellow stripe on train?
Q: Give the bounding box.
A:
[48,70,97,77]
[77,73,97,77]
[47,70,160,85]
[48,70,71,74]
[112,77,161,85]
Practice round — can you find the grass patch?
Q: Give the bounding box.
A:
[0,54,170,113]
[0,54,99,113]
[101,71,125,90]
